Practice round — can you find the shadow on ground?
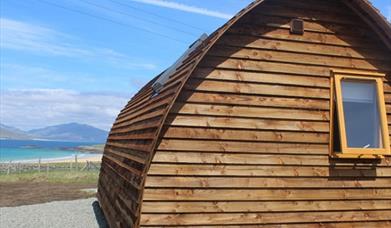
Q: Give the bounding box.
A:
[92,200,109,228]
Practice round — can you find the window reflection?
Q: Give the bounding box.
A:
[341,80,382,148]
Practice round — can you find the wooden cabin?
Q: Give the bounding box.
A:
[98,0,391,227]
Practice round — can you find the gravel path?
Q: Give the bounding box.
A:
[0,198,108,228]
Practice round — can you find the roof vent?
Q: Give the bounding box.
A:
[290,18,304,35]
[151,33,208,95]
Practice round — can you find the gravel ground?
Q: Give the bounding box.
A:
[0,198,108,228]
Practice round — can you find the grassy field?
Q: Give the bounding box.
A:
[0,169,99,184]
[0,163,100,207]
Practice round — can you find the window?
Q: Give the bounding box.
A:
[330,70,390,158]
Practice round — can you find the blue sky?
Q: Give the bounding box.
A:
[1,0,390,130]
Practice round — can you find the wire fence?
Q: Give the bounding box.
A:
[0,155,101,175]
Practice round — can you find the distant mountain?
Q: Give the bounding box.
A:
[28,123,108,143]
[0,124,34,140]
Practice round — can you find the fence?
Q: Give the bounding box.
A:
[0,155,101,175]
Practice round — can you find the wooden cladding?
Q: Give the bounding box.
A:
[98,37,207,227]
[97,0,264,226]
[140,211,391,226]
[141,0,391,227]
[99,0,391,227]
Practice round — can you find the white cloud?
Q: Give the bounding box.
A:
[0,89,129,131]
[0,18,156,70]
[0,62,153,93]
[130,0,233,19]
[1,18,89,57]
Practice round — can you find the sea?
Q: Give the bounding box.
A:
[0,139,99,162]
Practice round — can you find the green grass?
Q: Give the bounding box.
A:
[0,169,99,184]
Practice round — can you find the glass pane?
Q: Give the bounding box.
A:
[341,80,382,148]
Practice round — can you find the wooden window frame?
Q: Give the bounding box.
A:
[330,70,390,159]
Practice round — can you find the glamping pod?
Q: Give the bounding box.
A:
[98,0,391,227]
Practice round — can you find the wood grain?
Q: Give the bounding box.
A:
[98,0,391,226]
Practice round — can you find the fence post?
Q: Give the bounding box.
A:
[38,158,41,173]
[7,161,11,175]
[75,154,78,171]
[46,164,49,176]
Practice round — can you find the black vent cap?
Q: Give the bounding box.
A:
[290,18,304,35]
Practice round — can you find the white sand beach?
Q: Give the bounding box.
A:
[1,154,103,164]
[42,154,103,164]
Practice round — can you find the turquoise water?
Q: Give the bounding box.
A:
[0,139,97,162]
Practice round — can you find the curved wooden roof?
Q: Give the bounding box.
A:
[97,0,391,227]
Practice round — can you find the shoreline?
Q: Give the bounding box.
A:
[1,141,104,164]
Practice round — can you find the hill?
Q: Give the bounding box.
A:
[0,124,34,140]
[28,123,108,143]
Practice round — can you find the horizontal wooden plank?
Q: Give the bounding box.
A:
[106,141,152,153]
[104,147,146,165]
[141,200,391,213]
[109,120,161,134]
[97,190,122,227]
[118,77,180,120]
[147,164,391,177]
[108,131,156,141]
[295,221,391,228]
[100,164,141,205]
[179,91,330,110]
[385,93,391,103]
[153,151,321,165]
[157,139,328,154]
[256,5,367,26]
[140,210,391,225]
[100,176,143,223]
[201,56,333,78]
[218,34,391,61]
[172,103,329,121]
[229,23,379,48]
[119,91,154,118]
[209,45,391,71]
[167,115,329,132]
[186,79,330,99]
[153,152,366,166]
[105,144,149,162]
[98,171,137,225]
[143,222,389,228]
[240,14,376,39]
[143,188,391,201]
[386,104,391,113]
[116,94,173,124]
[193,67,330,87]
[140,222,391,228]
[122,87,172,114]
[103,155,143,179]
[162,127,329,143]
[113,108,166,130]
[145,176,391,189]
[164,65,194,86]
